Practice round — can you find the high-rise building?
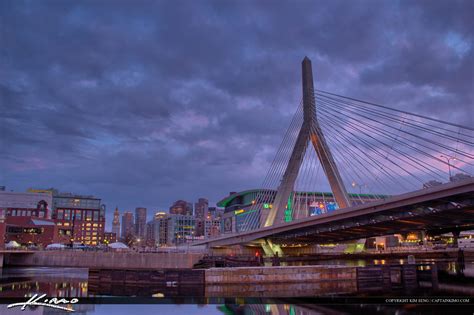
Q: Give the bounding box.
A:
[130,212,196,247]
[166,214,195,246]
[155,212,170,246]
[208,206,217,218]
[195,218,205,237]
[135,207,147,239]
[146,212,169,247]
[121,211,134,239]
[194,198,208,219]
[169,200,193,216]
[205,218,222,238]
[112,207,120,239]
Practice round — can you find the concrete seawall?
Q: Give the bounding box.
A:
[204,265,358,297]
[205,265,357,284]
[86,264,422,297]
[87,265,360,297]
[4,251,204,269]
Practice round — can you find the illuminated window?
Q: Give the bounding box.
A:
[75,210,82,220]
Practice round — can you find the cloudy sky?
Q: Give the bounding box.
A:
[1,0,472,229]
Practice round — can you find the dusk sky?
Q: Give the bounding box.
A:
[1,0,473,229]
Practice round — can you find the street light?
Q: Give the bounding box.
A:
[440,155,456,181]
[351,181,366,194]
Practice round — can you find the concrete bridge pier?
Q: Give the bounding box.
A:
[452,230,461,247]
[261,239,283,257]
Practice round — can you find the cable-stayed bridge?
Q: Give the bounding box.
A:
[197,57,474,250]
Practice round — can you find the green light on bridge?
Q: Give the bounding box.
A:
[285,193,293,222]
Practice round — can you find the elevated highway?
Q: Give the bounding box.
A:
[195,178,474,248]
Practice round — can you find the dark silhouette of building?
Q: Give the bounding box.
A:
[135,207,147,239]
[194,198,208,219]
[121,211,134,239]
[112,206,120,239]
[169,200,193,216]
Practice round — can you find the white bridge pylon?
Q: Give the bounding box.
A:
[264,57,351,227]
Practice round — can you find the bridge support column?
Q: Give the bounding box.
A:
[264,56,351,227]
[452,231,460,248]
[261,239,283,257]
[420,231,427,246]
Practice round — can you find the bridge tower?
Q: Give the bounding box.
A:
[264,57,351,227]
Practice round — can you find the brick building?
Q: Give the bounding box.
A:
[0,191,67,247]
[52,192,106,246]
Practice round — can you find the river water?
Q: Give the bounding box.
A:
[0,258,472,314]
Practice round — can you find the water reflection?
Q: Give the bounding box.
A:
[0,259,472,315]
[1,303,467,315]
[0,258,472,299]
[285,258,474,277]
[0,267,89,298]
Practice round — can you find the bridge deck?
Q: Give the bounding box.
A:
[196,178,474,247]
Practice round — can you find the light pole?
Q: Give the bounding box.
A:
[351,181,366,195]
[440,155,456,181]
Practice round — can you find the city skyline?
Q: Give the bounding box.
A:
[1,1,472,230]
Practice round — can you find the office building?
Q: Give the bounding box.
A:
[121,211,134,239]
[167,214,195,246]
[194,198,208,219]
[112,207,121,239]
[135,207,147,239]
[0,190,65,247]
[103,231,117,244]
[169,200,193,216]
[53,192,106,246]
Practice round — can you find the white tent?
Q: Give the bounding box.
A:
[108,242,129,249]
[46,243,66,249]
[5,240,21,249]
